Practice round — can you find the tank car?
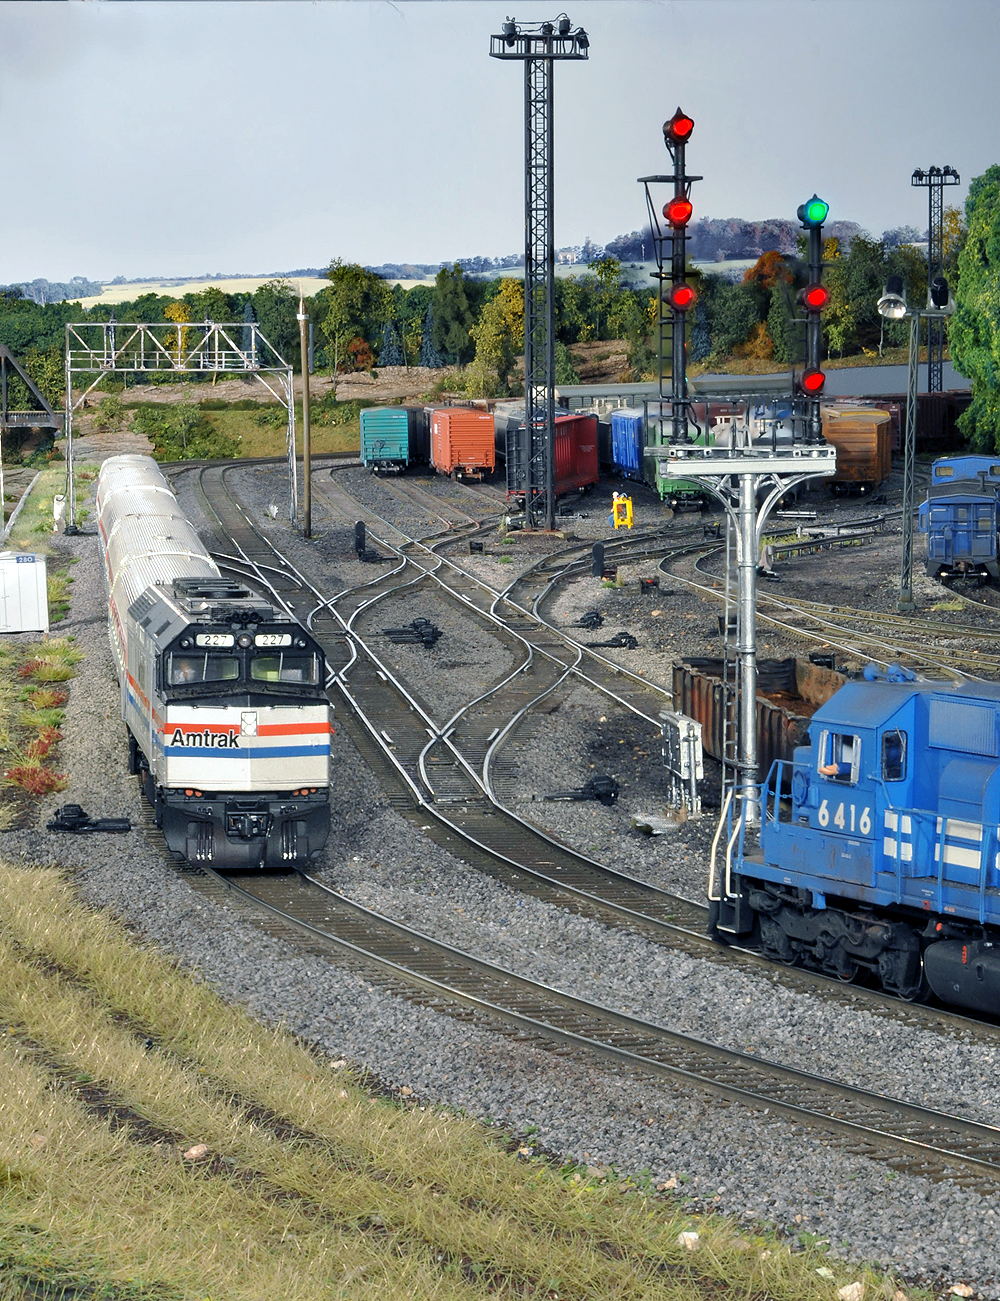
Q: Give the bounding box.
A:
[97,454,331,870]
[712,664,1000,1013]
[919,455,1000,582]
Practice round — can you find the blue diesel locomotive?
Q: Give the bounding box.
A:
[919,455,1000,582]
[712,664,1000,1013]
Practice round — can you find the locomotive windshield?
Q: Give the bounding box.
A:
[168,653,240,685]
[250,652,321,685]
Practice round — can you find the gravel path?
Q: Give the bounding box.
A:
[4,458,1000,1297]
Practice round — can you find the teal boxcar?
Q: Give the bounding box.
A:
[360,407,430,472]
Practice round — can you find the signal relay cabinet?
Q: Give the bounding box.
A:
[0,553,48,634]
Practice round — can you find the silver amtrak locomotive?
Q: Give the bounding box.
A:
[97,455,331,869]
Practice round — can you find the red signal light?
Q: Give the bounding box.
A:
[663,197,693,227]
[800,368,825,395]
[669,283,697,311]
[800,284,830,311]
[663,107,694,145]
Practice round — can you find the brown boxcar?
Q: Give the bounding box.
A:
[430,407,496,480]
[821,406,892,492]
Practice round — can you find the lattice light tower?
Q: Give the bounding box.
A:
[912,165,960,392]
[490,15,589,531]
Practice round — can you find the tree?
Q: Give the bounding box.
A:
[378,318,405,368]
[252,280,300,368]
[942,205,968,277]
[950,165,1000,450]
[431,264,474,365]
[321,260,392,376]
[418,304,444,368]
[467,278,524,396]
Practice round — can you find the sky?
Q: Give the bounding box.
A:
[0,0,996,284]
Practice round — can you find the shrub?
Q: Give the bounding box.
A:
[28,688,68,710]
[4,764,67,795]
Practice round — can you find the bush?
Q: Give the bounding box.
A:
[132,403,239,461]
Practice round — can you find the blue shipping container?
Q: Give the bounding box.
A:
[609,408,644,480]
[360,407,429,470]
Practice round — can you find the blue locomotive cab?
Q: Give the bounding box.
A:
[720,667,1000,1007]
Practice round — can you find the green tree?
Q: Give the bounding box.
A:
[951,165,1000,450]
[431,264,474,364]
[321,261,392,376]
[252,280,300,369]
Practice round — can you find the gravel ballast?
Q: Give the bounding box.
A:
[6,457,1000,1296]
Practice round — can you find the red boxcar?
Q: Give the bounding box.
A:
[504,412,600,500]
[430,407,496,479]
[553,413,599,494]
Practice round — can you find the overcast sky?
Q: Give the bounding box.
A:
[0,0,995,284]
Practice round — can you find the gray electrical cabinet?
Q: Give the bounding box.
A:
[0,553,49,634]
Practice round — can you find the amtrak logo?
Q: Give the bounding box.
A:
[169,728,240,748]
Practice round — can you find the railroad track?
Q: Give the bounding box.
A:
[153,459,1000,1196]
[665,549,1000,678]
[171,856,1000,1198]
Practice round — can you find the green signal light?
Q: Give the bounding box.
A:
[797,194,829,227]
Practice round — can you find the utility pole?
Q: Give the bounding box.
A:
[490,16,589,530]
[297,297,312,538]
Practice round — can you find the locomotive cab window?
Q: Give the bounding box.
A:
[818,731,858,783]
[250,652,320,685]
[881,730,907,782]
[168,654,240,685]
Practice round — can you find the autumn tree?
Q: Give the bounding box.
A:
[951,165,1000,450]
[466,278,524,397]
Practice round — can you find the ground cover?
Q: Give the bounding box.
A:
[0,864,913,1301]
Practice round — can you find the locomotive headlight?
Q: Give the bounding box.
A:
[237,633,253,648]
[180,637,193,648]
[295,637,306,648]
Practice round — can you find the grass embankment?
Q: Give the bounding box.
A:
[0,467,86,824]
[0,868,915,1301]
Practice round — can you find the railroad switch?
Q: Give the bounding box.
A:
[47,804,131,834]
[381,618,442,648]
[585,631,638,650]
[541,775,620,806]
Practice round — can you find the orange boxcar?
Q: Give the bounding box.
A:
[430,407,496,480]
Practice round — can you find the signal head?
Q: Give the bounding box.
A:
[797,194,829,228]
[663,197,693,227]
[502,17,517,45]
[930,275,950,309]
[799,368,826,395]
[668,282,697,311]
[663,107,694,146]
[799,283,830,311]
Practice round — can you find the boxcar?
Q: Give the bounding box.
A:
[609,408,644,480]
[360,406,429,473]
[821,407,892,493]
[430,407,496,480]
[499,411,599,500]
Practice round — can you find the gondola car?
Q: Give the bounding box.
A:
[97,454,331,869]
[919,455,1000,582]
[712,664,1000,1013]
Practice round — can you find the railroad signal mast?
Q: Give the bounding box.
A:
[641,107,699,453]
[641,136,837,826]
[795,193,829,441]
[911,165,960,393]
